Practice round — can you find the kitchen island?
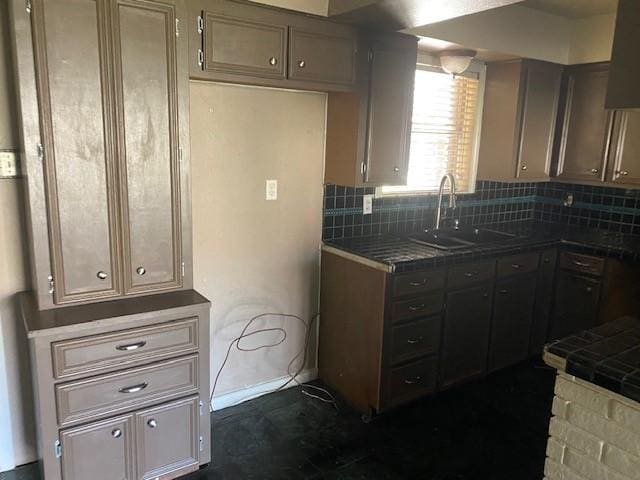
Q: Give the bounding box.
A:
[543,316,640,480]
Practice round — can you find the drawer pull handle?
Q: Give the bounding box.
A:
[409,279,428,287]
[111,428,122,439]
[116,341,147,351]
[406,337,423,345]
[118,382,148,394]
[404,376,422,385]
[572,260,591,268]
[408,304,425,312]
[147,419,158,429]
[463,271,478,277]
[499,289,509,295]
[511,264,522,269]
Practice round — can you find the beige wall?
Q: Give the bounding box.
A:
[568,13,615,64]
[249,0,328,16]
[189,82,325,404]
[0,0,36,472]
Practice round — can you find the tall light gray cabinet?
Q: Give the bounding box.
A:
[9,0,210,479]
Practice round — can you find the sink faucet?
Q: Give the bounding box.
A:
[434,173,457,230]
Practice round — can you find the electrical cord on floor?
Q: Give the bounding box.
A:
[209,312,337,412]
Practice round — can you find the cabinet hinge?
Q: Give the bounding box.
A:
[54,440,62,459]
[178,146,183,163]
[367,49,373,63]
[199,436,204,452]
[197,49,204,68]
[181,262,185,278]
[47,274,55,295]
[175,18,180,37]
[199,400,204,416]
[197,15,204,35]
[37,143,45,162]
[25,0,32,13]
[360,161,367,179]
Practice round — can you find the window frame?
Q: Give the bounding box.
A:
[376,53,487,197]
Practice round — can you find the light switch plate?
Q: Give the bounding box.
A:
[363,194,374,215]
[266,179,278,200]
[0,150,20,178]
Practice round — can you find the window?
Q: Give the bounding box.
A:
[379,62,485,195]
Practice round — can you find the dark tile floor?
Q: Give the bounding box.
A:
[1,359,555,480]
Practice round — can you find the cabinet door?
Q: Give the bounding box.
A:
[440,284,493,389]
[111,0,183,294]
[135,396,199,480]
[530,249,557,354]
[516,62,562,179]
[202,10,287,80]
[288,25,357,87]
[550,271,601,340]
[609,111,640,186]
[489,275,537,372]
[31,0,122,304]
[557,64,612,182]
[60,414,135,480]
[364,35,417,185]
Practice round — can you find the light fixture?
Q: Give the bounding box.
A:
[438,49,477,75]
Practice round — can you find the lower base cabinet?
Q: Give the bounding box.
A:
[319,247,639,417]
[60,396,199,480]
[440,285,493,389]
[60,414,136,480]
[489,274,537,372]
[20,290,211,480]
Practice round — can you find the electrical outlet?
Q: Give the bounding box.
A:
[266,179,278,200]
[363,194,374,215]
[0,150,19,178]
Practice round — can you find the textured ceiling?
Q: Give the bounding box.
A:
[523,0,617,18]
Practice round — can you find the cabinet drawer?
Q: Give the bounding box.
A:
[389,316,441,365]
[447,259,496,289]
[393,269,446,298]
[52,317,199,379]
[391,292,444,323]
[559,252,605,277]
[387,356,438,406]
[497,252,540,278]
[56,355,198,426]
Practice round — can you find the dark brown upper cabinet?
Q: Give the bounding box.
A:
[556,63,613,183]
[608,111,640,186]
[25,0,191,309]
[190,0,358,92]
[325,33,417,187]
[477,60,562,182]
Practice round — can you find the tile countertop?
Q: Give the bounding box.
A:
[322,223,640,273]
[544,316,640,404]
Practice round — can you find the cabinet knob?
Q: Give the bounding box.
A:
[616,170,629,177]
[591,168,599,174]
[111,428,122,439]
[268,57,278,66]
[136,266,146,276]
[97,271,107,280]
[297,60,306,68]
[393,166,400,172]
[147,419,158,429]
[521,165,528,171]
[585,287,593,293]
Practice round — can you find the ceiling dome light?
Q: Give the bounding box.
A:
[438,49,477,75]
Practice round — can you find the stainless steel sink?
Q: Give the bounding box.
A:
[408,228,517,250]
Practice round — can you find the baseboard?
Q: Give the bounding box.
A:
[211,368,318,411]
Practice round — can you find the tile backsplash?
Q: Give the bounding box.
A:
[323,181,640,241]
